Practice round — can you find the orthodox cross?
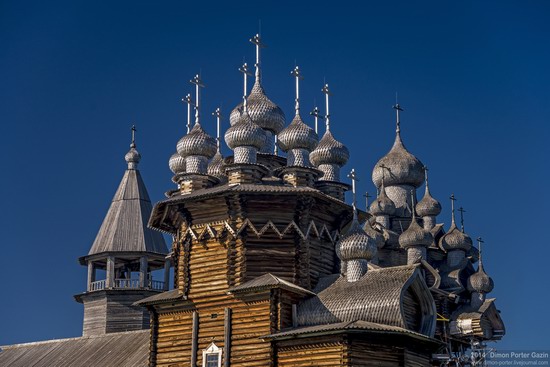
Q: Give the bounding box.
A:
[347,168,359,212]
[291,66,303,115]
[249,34,265,82]
[392,103,403,133]
[182,94,194,134]
[422,166,430,187]
[310,106,324,134]
[212,108,222,152]
[364,192,372,210]
[190,74,205,126]
[458,207,466,232]
[449,193,457,224]
[239,63,253,111]
[476,237,485,265]
[322,84,332,131]
[130,125,136,148]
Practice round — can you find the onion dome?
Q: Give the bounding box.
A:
[416,188,442,217]
[176,123,217,159]
[310,130,349,167]
[369,182,396,216]
[439,222,473,252]
[207,151,225,178]
[399,218,433,249]
[372,132,424,188]
[277,114,318,152]
[229,81,286,135]
[168,152,186,174]
[467,264,494,294]
[125,147,141,165]
[225,112,266,150]
[336,217,377,262]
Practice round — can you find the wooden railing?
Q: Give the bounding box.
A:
[90,279,106,291]
[88,279,164,291]
[114,278,140,289]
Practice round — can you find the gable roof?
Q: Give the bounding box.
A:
[229,273,315,296]
[297,265,429,330]
[88,168,167,256]
[0,330,149,367]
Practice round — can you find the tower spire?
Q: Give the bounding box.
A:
[458,206,466,232]
[182,93,194,134]
[239,63,253,112]
[310,106,324,134]
[450,193,457,225]
[190,74,205,126]
[250,34,265,83]
[212,108,222,152]
[322,84,331,131]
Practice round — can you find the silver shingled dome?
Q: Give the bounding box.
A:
[416,186,442,217]
[176,123,217,159]
[467,264,494,294]
[399,219,433,249]
[277,114,318,152]
[439,222,473,252]
[168,152,186,174]
[309,130,350,167]
[207,151,225,179]
[336,217,378,262]
[229,81,286,134]
[369,182,396,216]
[125,147,141,164]
[225,112,266,150]
[372,133,424,188]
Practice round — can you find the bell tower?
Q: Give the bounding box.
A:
[74,127,170,336]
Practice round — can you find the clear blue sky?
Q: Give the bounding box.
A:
[1,0,548,350]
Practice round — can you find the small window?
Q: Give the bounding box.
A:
[202,342,222,367]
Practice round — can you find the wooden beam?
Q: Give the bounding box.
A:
[191,310,199,366]
[106,256,115,288]
[224,308,232,367]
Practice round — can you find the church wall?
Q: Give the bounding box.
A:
[276,335,346,366]
[155,232,275,367]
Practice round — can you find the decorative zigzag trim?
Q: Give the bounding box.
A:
[182,219,340,243]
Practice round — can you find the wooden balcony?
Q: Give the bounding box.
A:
[89,279,165,292]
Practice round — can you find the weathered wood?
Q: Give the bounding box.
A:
[224,308,231,367]
[191,311,198,366]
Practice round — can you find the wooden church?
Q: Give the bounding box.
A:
[0,34,504,367]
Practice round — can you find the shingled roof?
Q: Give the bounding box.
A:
[0,330,149,367]
[297,264,436,335]
[88,165,167,256]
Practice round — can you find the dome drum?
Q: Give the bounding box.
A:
[346,259,368,282]
[407,247,426,265]
[317,164,340,182]
[234,146,258,164]
[384,185,417,217]
[185,155,209,175]
[422,216,436,231]
[260,131,275,154]
[287,148,312,167]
